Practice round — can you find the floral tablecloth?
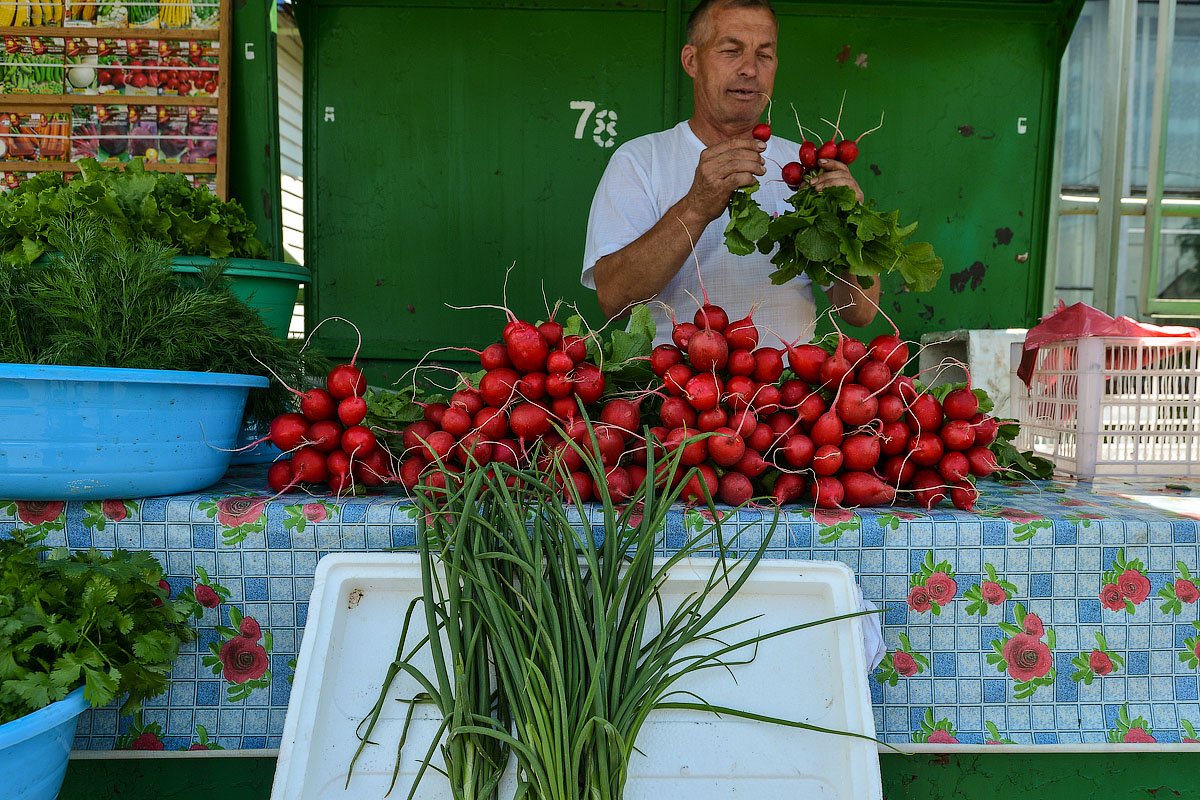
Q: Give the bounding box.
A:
[3,470,1200,750]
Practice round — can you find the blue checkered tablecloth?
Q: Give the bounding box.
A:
[3,469,1199,750]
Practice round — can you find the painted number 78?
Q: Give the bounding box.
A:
[570,100,618,148]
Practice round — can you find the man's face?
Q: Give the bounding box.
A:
[682,6,778,134]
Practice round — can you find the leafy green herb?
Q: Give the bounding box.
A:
[0,158,268,267]
[991,419,1055,481]
[0,214,326,423]
[562,303,656,394]
[363,385,426,454]
[724,184,944,293]
[0,538,196,725]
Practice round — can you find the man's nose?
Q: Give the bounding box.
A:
[737,53,757,78]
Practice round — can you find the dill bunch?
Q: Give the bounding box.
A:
[0,214,326,423]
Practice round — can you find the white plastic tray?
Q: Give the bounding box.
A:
[271,553,881,800]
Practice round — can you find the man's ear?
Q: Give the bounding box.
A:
[681,44,698,79]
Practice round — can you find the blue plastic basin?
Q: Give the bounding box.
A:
[0,687,88,800]
[0,364,269,500]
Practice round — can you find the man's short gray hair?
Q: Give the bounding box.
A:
[685,0,777,46]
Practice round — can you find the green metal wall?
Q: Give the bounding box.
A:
[298,0,1083,383]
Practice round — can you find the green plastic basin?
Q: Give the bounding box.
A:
[172,257,309,338]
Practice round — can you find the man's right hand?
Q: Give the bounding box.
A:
[684,137,767,223]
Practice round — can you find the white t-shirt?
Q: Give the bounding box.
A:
[582,120,817,347]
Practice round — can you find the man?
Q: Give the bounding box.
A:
[582,0,880,345]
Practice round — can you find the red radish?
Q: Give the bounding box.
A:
[729,408,758,438]
[694,304,729,332]
[355,449,391,487]
[327,449,352,477]
[843,338,868,365]
[491,439,521,468]
[660,396,698,429]
[687,328,730,372]
[267,460,294,492]
[882,455,916,488]
[766,411,796,441]
[748,423,774,453]
[910,470,947,510]
[868,334,909,373]
[971,414,1000,447]
[270,413,309,452]
[342,426,377,456]
[650,344,684,377]
[672,323,699,351]
[327,364,366,400]
[781,161,804,188]
[718,471,754,505]
[950,480,979,511]
[398,458,426,489]
[819,352,853,390]
[938,451,970,483]
[440,406,473,437]
[591,426,626,467]
[684,373,723,412]
[709,427,746,467]
[308,420,343,453]
[771,472,807,505]
[480,368,521,407]
[338,396,368,427]
[877,394,905,424]
[424,402,449,425]
[835,384,879,427]
[787,343,827,383]
[682,465,719,504]
[403,421,437,453]
[943,388,979,421]
[752,122,771,142]
[940,419,976,451]
[724,315,759,350]
[698,407,729,432]
[420,430,456,462]
[726,348,757,376]
[796,392,827,428]
[600,398,641,434]
[546,350,575,374]
[560,416,589,445]
[810,410,844,448]
[781,434,815,469]
[537,320,563,346]
[856,360,892,393]
[908,433,945,467]
[879,421,911,456]
[300,387,337,422]
[509,403,552,440]
[626,464,647,489]
[291,447,329,485]
[565,471,595,503]
[561,334,588,363]
[841,433,881,472]
[734,449,769,479]
[450,389,484,416]
[572,364,606,405]
[779,379,810,409]
[813,476,845,509]
[835,140,858,165]
[724,375,756,409]
[965,446,999,478]
[665,427,708,466]
[905,394,943,433]
[798,141,818,168]
[891,375,918,403]
[552,397,579,420]
[750,384,782,415]
[605,466,634,501]
[663,363,693,396]
[841,471,896,507]
[812,444,843,476]
[519,372,547,400]
[326,472,356,495]
[752,348,785,384]
[479,343,512,371]
[817,140,838,160]
[475,407,508,439]
[503,321,550,372]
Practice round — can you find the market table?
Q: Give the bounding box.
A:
[3,469,1200,751]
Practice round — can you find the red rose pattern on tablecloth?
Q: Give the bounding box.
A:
[180,567,230,614]
[117,716,165,751]
[1108,705,1156,744]
[875,633,930,686]
[912,709,958,744]
[1158,562,1200,615]
[195,584,220,608]
[201,604,274,701]
[908,552,957,615]
[1100,550,1150,614]
[803,506,860,544]
[987,506,1053,542]
[0,499,67,540]
[1072,632,1124,685]
[81,499,139,531]
[1182,720,1199,744]
[984,721,1014,745]
[198,495,270,545]
[1182,622,1200,671]
[283,500,340,534]
[988,603,1056,698]
[964,563,1018,617]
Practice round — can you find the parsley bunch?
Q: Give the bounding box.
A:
[724,183,944,293]
[0,538,196,725]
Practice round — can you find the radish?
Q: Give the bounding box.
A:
[819,350,853,390]
[724,375,756,409]
[781,161,804,188]
[938,451,970,483]
[355,449,391,487]
[779,379,809,408]
[965,446,999,478]
[684,373,723,411]
[308,419,343,453]
[572,363,605,405]
[950,480,979,511]
[856,360,892,394]
[599,398,641,434]
[836,140,858,165]
[765,410,796,440]
[342,425,378,456]
[877,394,905,424]
[509,403,552,440]
[457,432,494,466]
[842,338,868,365]
[780,434,815,469]
[729,407,758,437]
[812,444,843,476]
[518,372,547,400]
[910,470,947,510]
[940,419,976,451]
[479,367,521,408]
[694,304,729,332]
[665,427,708,466]
[796,392,827,428]
[561,334,588,363]
[879,421,911,456]
[663,363,693,396]
[300,387,337,422]
[749,384,782,415]
[943,388,979,421]
[841,433,880,472]
[687,327,730,372]
[752,348,785,384]
[270,413,309,452]
[891,375,918,403]
[565,471,595,504]
[327,472,356,495]
[752,122,772,142]
[971,414,1000,447]
[708,427,746,467]
[905,394,943,433]
[338,396,368,427]
[882,455,916,488]
[660,396,698,429]
[327,363,366,400]
[605,465,634,501]
[908,434,945,467]
[798,140,818,168]
[267,460,294,492]
[591,426,626,467]
[626,464,647,489]
[552,397,579,421]
[724,313,759,350]
[698,407,729,432]
[537,320,563,347]
[835,384,879,427]
[842,471,896,507]
[771,472,807,505]
[681,464,719,504]
[479,343,512,371]
[475,407,509,439]
[450,389,484,416]
[868,334,909,373]
[420,430,456,462]
[546,350,575,374]
[398,458,426,489]
[787,343,826,384]
[403,420,437,453]
[672,322,699,351]
[560,416,589,445]
[726,348,757,376]
[325,450,352,478]
[291,447,329,485]
[747,423,774,453]
[735,449,769,479]
[810,410,844,448]
[718,471,754,505]
[817,140,838,161]
[650,344,684,377]
[813,476,844,509]
[440,406,473,437]
[503,321,550,372]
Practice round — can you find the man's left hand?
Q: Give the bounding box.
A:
[808,159,864,204]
